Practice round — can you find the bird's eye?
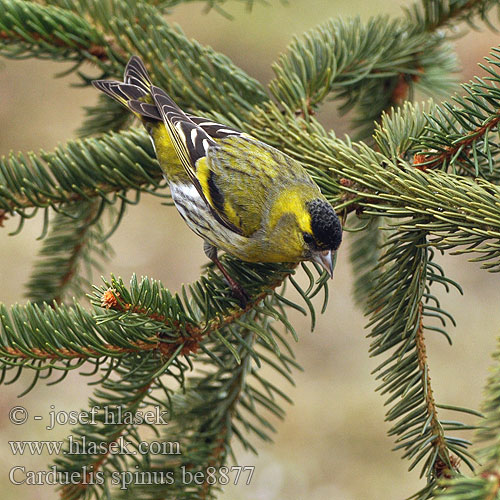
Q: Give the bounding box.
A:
[303,233,314,245]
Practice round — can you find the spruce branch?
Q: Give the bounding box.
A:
[0,256,303,370]
[368,229,473,498]
[433,476,499,500]
[0,0,122,69]
[347,104,417,307]
[109,313,298,499]
[54,0,269,115]
[250,92,500,497]
[250,98,500,270]
[0,128,166,216]
[100,0,268,117]
[47,271,303,498]
[24,256,308,498]
[268,16,457,137]
[94,268,294,343]
[332,143,500,267]
[411,47,500,177]
[55,351,180,500]
[1,0,268,118]
[0,301,163,368]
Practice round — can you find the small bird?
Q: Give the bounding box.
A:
[93,56,342,305]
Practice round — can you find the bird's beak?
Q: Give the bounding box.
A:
[312,250,336,278]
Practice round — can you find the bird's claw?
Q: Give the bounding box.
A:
[230,282,250,308]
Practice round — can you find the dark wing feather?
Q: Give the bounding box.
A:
[189,116,246,139]
[124,56,152,91]
[92,80,138,106]
[128,100,161,120]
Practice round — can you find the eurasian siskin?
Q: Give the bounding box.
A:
[93,56,342,304]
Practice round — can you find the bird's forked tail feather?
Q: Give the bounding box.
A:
[92,56,161,121]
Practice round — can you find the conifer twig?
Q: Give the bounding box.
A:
[413,109,500,171]
[415,302,452,477]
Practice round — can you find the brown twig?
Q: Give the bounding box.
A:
[104,270,293,355]
[0,30,119,61]
[390,70,423,107]
[413,111,500,171]
[415,301,453,477]
[3,341,155,360]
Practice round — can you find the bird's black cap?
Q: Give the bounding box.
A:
[307,199,343,251]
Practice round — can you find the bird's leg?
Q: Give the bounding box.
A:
[203,242,249,307]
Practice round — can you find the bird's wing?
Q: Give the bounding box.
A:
[174,117,277,237]
[150,86,243,235]
[205,135,315,237]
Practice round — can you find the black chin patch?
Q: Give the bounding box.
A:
[306,199,342,251]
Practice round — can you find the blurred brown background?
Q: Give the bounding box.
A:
[1,1,500,499]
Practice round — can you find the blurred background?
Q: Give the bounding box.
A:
[1,1,500,499]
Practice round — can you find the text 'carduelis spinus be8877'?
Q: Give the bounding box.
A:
[93,56,342,305]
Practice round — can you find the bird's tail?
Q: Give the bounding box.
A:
[92,56,161,121]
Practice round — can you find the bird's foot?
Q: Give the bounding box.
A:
[216,264,249,308]
[228,279,250,308]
